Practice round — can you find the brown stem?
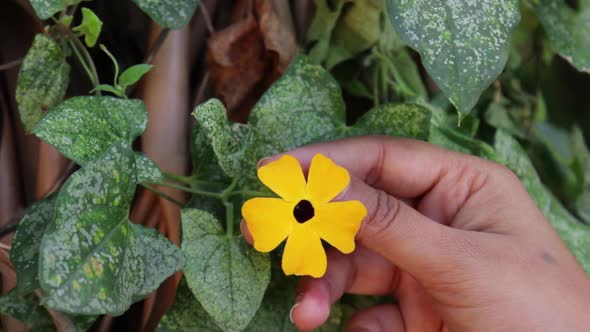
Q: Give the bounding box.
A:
[0,58,22,71]
[199,3,215,35]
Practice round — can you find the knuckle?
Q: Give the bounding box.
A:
[363,190,403,236]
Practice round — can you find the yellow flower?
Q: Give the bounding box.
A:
[242,154,367,278]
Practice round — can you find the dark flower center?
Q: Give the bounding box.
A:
[293,200,314,223]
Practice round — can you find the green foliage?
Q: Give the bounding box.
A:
[73,8,103,48]
[385,0,520,117]
[29,0,82,19]
[16,34,70,133]
[33,96,147,164]
[181,209,270,331]
[119,64,153,87]
[0,290,54,330]
[132,0,201,29]
[11,195,57,293]
[532,0,590,72]
[39,141,184,315]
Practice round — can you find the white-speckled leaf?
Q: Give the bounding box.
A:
[135,153,163,184]
[351,103,431,140]
[385,0,520,116]
[533,0,590,73]
[34,96,147,165]
[192,99,252,177]
[29,0,82,19]
[39,142,184,315]
[181,209,270,331]
[248,55,346,154]
[0,290,54,330]
[16,34,70,133]
[11,195,56,294]
[157,278,222,332]
[132,0,200,29]
[494,130,590,273]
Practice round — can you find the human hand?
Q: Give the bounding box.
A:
[241,136,590,332]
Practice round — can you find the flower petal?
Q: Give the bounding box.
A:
[242,198,294,252]
[306,154,350,204]
[281,224,327,278]
[312,201,367,254]
[258,155,306,202]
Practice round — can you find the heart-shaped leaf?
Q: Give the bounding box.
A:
[385,0,520,117]
[39,141,184,315]
[16,34,70,133]
[350,103,431,140]
[73,8,103,48]
[182,209,270,331]
[29,0,82,19]
[0,290,54,330]
[34,96,147,164]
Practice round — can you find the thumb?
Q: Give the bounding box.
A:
[340,176,480,284]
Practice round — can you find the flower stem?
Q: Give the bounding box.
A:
[142,184,184,207]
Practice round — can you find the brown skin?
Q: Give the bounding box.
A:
[241,136,590,332]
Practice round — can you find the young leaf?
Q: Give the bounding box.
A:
[385,0,520,117]
[34,96,147,165]
[532,0,590,73]
[73,8,103,48]
[181,209,270,331]
[494,130,590,273]
[11,195,56,294]
[132,0,201,29]
[192,99,253,177]
[119,64,153,88]
[157,278,222,332]
[29,0,83,19]
[306,0,353,64]
[16,34,70,133]
[350,103,431,140]
[0,290,54,330]
[39,142,184,315]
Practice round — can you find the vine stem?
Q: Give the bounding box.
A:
[71,36,100,92]
[142,184,185,207]
[0,58,22,71]
[144,28,170,65]
[159,181,221,198]
[162,171,194,185]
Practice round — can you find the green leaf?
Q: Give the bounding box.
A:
[351,103,431,140]
[429,125,500,162]
[39,142,184,315]
[248,55,346,156]
[132,0,200,29]
[34,96,147,165]
[29,0,82,19]
[192,99,253,177]
[385,0,520,116]
[0,290,54,330]
[119,64,153,88]
[306,0,352,64]
[91,84,125,97]
[532,0,590,72]
[73,8,103,48]
[181,209,270,331]
[571,126,590,223]
[323,0,383,69]
[494,130,590,273]
[16,34,70,133]
[11,195,56,293]
[135,153,163,184]
[157,278,222,332]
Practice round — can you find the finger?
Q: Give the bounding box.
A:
[345,304,405,332]
[290,247,397,330]
[261,136,527,225]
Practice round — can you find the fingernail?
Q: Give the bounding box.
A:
[289,303,299,324]
[257,157,271,168]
